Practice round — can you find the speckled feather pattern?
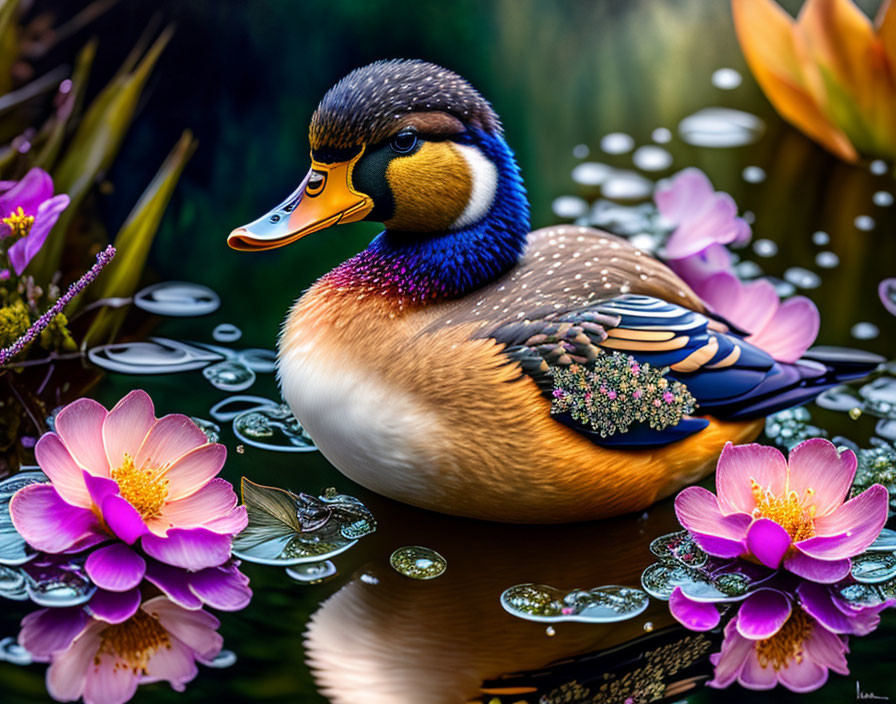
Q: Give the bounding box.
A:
[310,60,502,150]
[280,226,761,522]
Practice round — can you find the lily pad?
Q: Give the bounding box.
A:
[500,583,649,623]
[641,556,773,603]
[22,554,96,608]
[232,404,317,453]
[389,546,447,580]
[648,530,708,568]
[868,528,896,552]
[851,551,896,584]
[232,479,375,566]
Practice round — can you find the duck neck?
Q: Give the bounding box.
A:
[327,130,530,306]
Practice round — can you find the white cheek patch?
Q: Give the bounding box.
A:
[450,143,498,230]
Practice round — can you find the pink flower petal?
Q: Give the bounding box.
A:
[144,560,203,610]
[675,485,752,541]
[141,527,233,571]
[0,167,53,216]
[84,643,140,704]
[188,564,252,612]
[737,650,778,690]
[34,433,91,508]
[54,398,110,477]
[163,443,227,502]
[798,582,855,634]
[669,587,720,631]
[803,624,849,675]
[46,621,103,702]
[144,597,222,661]
[9,484,105,553]
[86,588,141,624]
[136,414,208,470]
[102,390,156,470]
[776,651,828,693]
[142,634,197,690]
[19,607,88,662]
[810,484,889,555]
[880,278,896,316]
[201,505,248,536]
[700,273,780,336]
[100,494,149,545]
[787,439,856,518]
[746,518,791,568]
[157,478,240,534]
[85,544,146,592]
[715,442,787,515]
[783,550,851,583]
[655,168,715,224]
[736,590,792,640]
[747,296,820,363]
[707,619,753,689]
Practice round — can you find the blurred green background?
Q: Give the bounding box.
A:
[1,1,894,703]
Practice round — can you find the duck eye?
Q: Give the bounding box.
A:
[390,131,418,154]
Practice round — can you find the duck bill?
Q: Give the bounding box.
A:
[227,155,374,252]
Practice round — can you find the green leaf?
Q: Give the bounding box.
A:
[0,0,19,96]
[81,129,196,345]
[29,26,173,283]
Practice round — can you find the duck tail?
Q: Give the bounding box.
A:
[705,346,884,420]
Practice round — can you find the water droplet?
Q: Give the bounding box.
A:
[545,626,556,637]
[812,230,830,245]
[629,233,660,253]
[501,583,649,623]
[88,338,223,374]
[236,444,245,454]
[711,67,742,90]
[23,555,95,607]
[600,132,635,154]
[133,282,221,317]
[873,191,894,207]
[212,323,242,343]
[870,160,888,175]
[601,171,653,200]
[651,127,672,144]
[360,573,379,585]
[851,322,879,340]
[572,144,590,159]
[205,650,237,669]
[209,395,279,422]
[855,215,876,231]
[232,404,316,452]
[632,145,673,172]
[643,621,654,632]
[551,195,588,219]
[286,560,337,583]
[817,385,862,412]
[815,251,839,268]
[753,239,778,257]
[784,267,821,289]
[849,407,863,420]
[742,166,766,183]
[678,107,764,147]
[0,637,31,666]
[390,546,446,580]
[571,161,612,186]
[203,360,256,392]
[735,260,762,278]
[860,377,896,417]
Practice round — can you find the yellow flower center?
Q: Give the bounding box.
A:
[755,609,813,671]
[95,609,171,674]
[2,206,34,239]
[111,453,169,519]
[750,478,816,542]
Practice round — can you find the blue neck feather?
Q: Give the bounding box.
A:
[337,129,530,303]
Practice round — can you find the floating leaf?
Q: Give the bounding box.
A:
[389,546,447,580]
[83,130,198,344]
[500,583,649,623]
[851,551,896,584]
[0,0,18,96]
[232,479,375,566]
[30,26,174,282]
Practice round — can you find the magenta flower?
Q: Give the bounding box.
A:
[690,270,819,363]
[675,439,889,583]
[655,168,751,261]
[10,390,247,577]
[707,599,848,692]
[20,596,222,704]
[0,168,70,276]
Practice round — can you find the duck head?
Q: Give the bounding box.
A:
[228,60,530,295]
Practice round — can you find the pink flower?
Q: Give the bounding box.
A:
[0,168,70,276]
[707,600,848,692]
[10,390,247,576]
[655,168,751,261]
[20,596,222,704]
[674,439,888,583]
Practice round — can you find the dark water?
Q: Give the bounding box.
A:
[2,1,895,702]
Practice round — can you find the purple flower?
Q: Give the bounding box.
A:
[674,439,889,582]
[655,168,751,261]
[10,390,247,572]
[0,168,69,276]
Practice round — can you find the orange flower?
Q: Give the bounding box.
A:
[732,0,896,162]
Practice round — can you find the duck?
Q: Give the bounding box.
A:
[228,59,879,523]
